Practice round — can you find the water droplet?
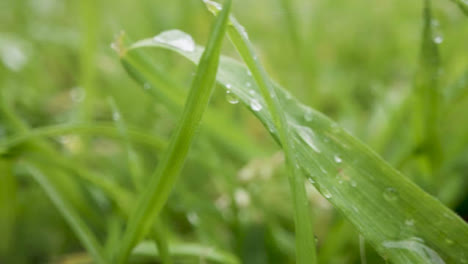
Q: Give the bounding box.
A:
[70,87,85,103]
[382,237,445,264]
[304,109,313,122]
[250,98,262,111]
[405,219,415,226]
[246,82,252,87]
[433,35,443,44]
[314,235,319,244]
[143,82,151,90]
[187,212,199,225]
[203,0,222,14]
[1,42,28,72]
[234,188,250,207]
[226,90,239,104]
[226,83,232,89]
[322,189,332,199]
[247,70,252,76]
[319,166,327,174]
[308,178,315,184]
[350,180,357,187]
[334,155,342,163]
[153,30,195,52]
[248,89,255,95]
[431,19,440,27]
[112,112,121,121]
[295,125,321,153]
[445,238,454,245]
[384,187,399,201]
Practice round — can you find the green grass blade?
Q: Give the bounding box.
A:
[202,1,317,263]
[125,29,468,264]
[132,241,240,264]
[450,0,468,15]
[113,2,232,263]
[24,164,107,264]
[411,0,442,175]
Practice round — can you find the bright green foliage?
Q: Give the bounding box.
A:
[114,1,232,262]
[1,0,468,263]
[127,26,468,263]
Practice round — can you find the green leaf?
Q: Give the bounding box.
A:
[203,1,317,263]
[113,2,232,263]
[125,30,468,264]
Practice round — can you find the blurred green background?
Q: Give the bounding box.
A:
[1,0,467,263]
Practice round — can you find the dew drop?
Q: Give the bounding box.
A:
[226,90,239,104]
[247,70,252,76]
[70,87,85,103]
[143,82,151,90]
[250,98,262,111]
[1,42,28,72]
[153,30,195,52]
[433,35,443,44]
[405,219,415,226]
[187,212,199,225]
[350,180,357,187]
[248,89,255,95]
[304,109,313,122]
[384,187,399,201]
[226,83,232,89]
[295,125,321,153]
[322,189,332,199]
[246,82,252,87]
[334,155,342,163]
[112,112,121,121]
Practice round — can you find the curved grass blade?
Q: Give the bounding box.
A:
[449,0,468,15]
[24,164,107,264]
[132,241,240,264]
[127,30,468,264]
[202,1,316,263]
[113,2,232,263]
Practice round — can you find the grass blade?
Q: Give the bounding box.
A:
[113,2,232,262]
[203,1,317,263]
[24,164,107,264]
[132,241,240,264]
[126,28,468,264]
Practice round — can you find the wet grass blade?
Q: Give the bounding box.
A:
[113,1,232,263]
[202,1,317,263]
[25,164,107,264]
[132,241,240,264]
[125,29,468,264]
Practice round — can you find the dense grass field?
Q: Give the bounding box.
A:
[1,0,468,263]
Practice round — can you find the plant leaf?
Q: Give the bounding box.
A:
[126,29,468,263]
[113,2,232,263]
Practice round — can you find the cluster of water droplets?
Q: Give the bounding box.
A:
[431,19,443,45]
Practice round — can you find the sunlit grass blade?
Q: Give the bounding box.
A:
[202,1,317,263]
[132,241,240,264]
[126,28,468,264]
[24,164,107,264]
[113,2,232,263]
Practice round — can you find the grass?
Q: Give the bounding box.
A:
[1,0,468,263]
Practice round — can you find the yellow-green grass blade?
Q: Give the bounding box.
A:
[202,1,317,263]
[113,2,232,263]
[132,241,240,264]
[126,28,468,263]
[25,164,107,264]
